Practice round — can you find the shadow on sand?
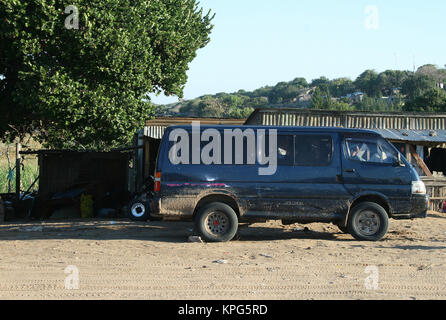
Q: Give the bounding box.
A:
[0,219,353,243]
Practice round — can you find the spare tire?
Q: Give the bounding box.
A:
[127,200,151,221]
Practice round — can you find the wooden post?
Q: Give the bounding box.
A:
[15,143,21,201]
[409,145,433,177]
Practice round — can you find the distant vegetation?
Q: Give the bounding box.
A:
[0,139,40,194]
[156,64,446,118]
[0,158,39,194]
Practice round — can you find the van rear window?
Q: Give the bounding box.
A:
[276,135,294,165]
[294,135,333,166]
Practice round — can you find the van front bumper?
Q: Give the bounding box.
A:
[392,195,429,220]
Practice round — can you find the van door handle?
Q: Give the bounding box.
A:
[344,168,356,173]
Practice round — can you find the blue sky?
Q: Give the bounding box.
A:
[151,0,446,104]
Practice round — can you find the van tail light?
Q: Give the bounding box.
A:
[154,172,162,192]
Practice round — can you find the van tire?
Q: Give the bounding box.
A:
[348,202,389,241]
[195,202,238,242]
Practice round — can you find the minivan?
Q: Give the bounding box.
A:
[145,125,429,242]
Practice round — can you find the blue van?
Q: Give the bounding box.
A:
[148,125,428,242]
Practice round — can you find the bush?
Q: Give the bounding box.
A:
[0,155,39,194]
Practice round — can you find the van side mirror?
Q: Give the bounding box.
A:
[394,153,405,167]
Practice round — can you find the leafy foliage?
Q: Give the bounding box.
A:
[267,78,308,104]
[0,0,214,149]
[162,64,446,117]
[179,93,255,119]
[402,74,437,100]
[404,88,446,112]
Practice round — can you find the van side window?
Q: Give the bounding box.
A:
[277,135,294,165]
[377,139,399,164]
[345,139,398,164]
[294,135,333,166]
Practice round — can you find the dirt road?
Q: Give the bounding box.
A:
[0,212,445,300]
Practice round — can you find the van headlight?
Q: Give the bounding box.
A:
[412,181,426,195]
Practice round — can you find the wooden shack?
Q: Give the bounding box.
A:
[19,150,132,218]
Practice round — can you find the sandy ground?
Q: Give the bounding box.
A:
[0,212,445,300]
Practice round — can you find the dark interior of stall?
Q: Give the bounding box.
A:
[143,137,161,180]
[425,148,446,175]
[2,150,133,221]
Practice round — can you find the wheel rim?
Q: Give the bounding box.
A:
[354,210,380,236]
[131,203,145,218]
[205,211,229,235]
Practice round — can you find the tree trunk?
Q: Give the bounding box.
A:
[16,143,21,201]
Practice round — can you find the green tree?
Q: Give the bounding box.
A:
[330,101,355,111]
[311,87,326,109]
[268,78,309,104]
[0,0,214,149]
[197,98,225,118]
[227,106,254,119]
[416,64,446,83]
[402,74,437,100]
[377,70,410,95]
[268,82,287,104]
[354,70,382,97]
[328,78,355,97]
[403,88,446,112]
[290,77,308,88]
[310,77,330,92]
[251,86,273,98]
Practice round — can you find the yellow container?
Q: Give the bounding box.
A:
[80,194,94,218]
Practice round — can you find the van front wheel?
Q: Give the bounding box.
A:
[348,202,389,241]
[195,203,238,242]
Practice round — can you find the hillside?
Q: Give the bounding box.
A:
[154,64,446,119]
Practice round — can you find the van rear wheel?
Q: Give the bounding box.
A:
[195,203,238,242]
[348,202,389,241]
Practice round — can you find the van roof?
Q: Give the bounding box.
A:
[164,125,382,136]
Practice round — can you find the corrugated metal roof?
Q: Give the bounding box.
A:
[143,117,246,139]
[142,113,446,144]
[245,108,446,144]
[373,129,446,144]
[144,126,168,139]
[246,108,446,131]
[145,117,246,127]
